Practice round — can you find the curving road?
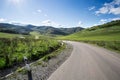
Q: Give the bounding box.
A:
[48,41,120,80]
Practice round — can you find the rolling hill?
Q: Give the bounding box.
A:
[0,23,84,36]
[0,23,31,35]
[60,20,120,41]
[59,20,120,52]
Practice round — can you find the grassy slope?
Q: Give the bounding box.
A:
[58,20,120,52]
[0,32,25,38]
[59,25,120,41]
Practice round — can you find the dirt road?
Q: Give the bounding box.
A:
[48,41,120,80]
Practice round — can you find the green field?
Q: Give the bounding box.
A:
[59,25,120,41]
[0,32,27,38]
[58,20,120,52]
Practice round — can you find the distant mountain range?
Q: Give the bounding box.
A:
[0,23,84,35]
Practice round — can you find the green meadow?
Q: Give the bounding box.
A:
[0,32,24,38]
[58,20,120,52]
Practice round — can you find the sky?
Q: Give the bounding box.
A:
[0,0,120,28]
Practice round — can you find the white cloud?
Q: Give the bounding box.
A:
[77,21,83,27]
[93,17,120,26]
[93,24,98,26]
[37,9,42,13]
[95,0,120,15]
[114,0,120,5]
[104,17,120,21]
[8,20,28,26]
[33,9,42,14]
[109,7,120,15]
[8,20,19,24]
[100,19,108,23]
[0,18,6,22]
[111,17,120,21]
[95,7,109,14]
[41,20,61,27]
[89,6,95,11]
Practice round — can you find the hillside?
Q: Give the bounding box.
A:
[60,20,120,41]
[0,23,84,36]
[0,32,25,38]
[0,23,31,35]
[59,20,120,52]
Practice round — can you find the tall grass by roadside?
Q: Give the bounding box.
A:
[0,37,60,69]
[81,40,120,52]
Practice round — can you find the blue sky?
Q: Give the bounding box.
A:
[0,0,120,28]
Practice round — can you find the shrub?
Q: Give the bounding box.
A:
[0,58,6,69]
[0,38,60,69]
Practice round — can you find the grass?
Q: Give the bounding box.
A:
[59,25,120,41]
[0,37,61,69]
[30,43,65,67]
[10,42,65,76]
[0,32,27,38]
[0,31,62,69]
[81,41,120,53]
[58,21,120,53]
[41,43,65,62]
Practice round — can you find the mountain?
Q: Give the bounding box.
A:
[0,23,31,35]
[0,23,84,35]
[59,27,84,34]
[59,20,120,41]
[32,26,84,35]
